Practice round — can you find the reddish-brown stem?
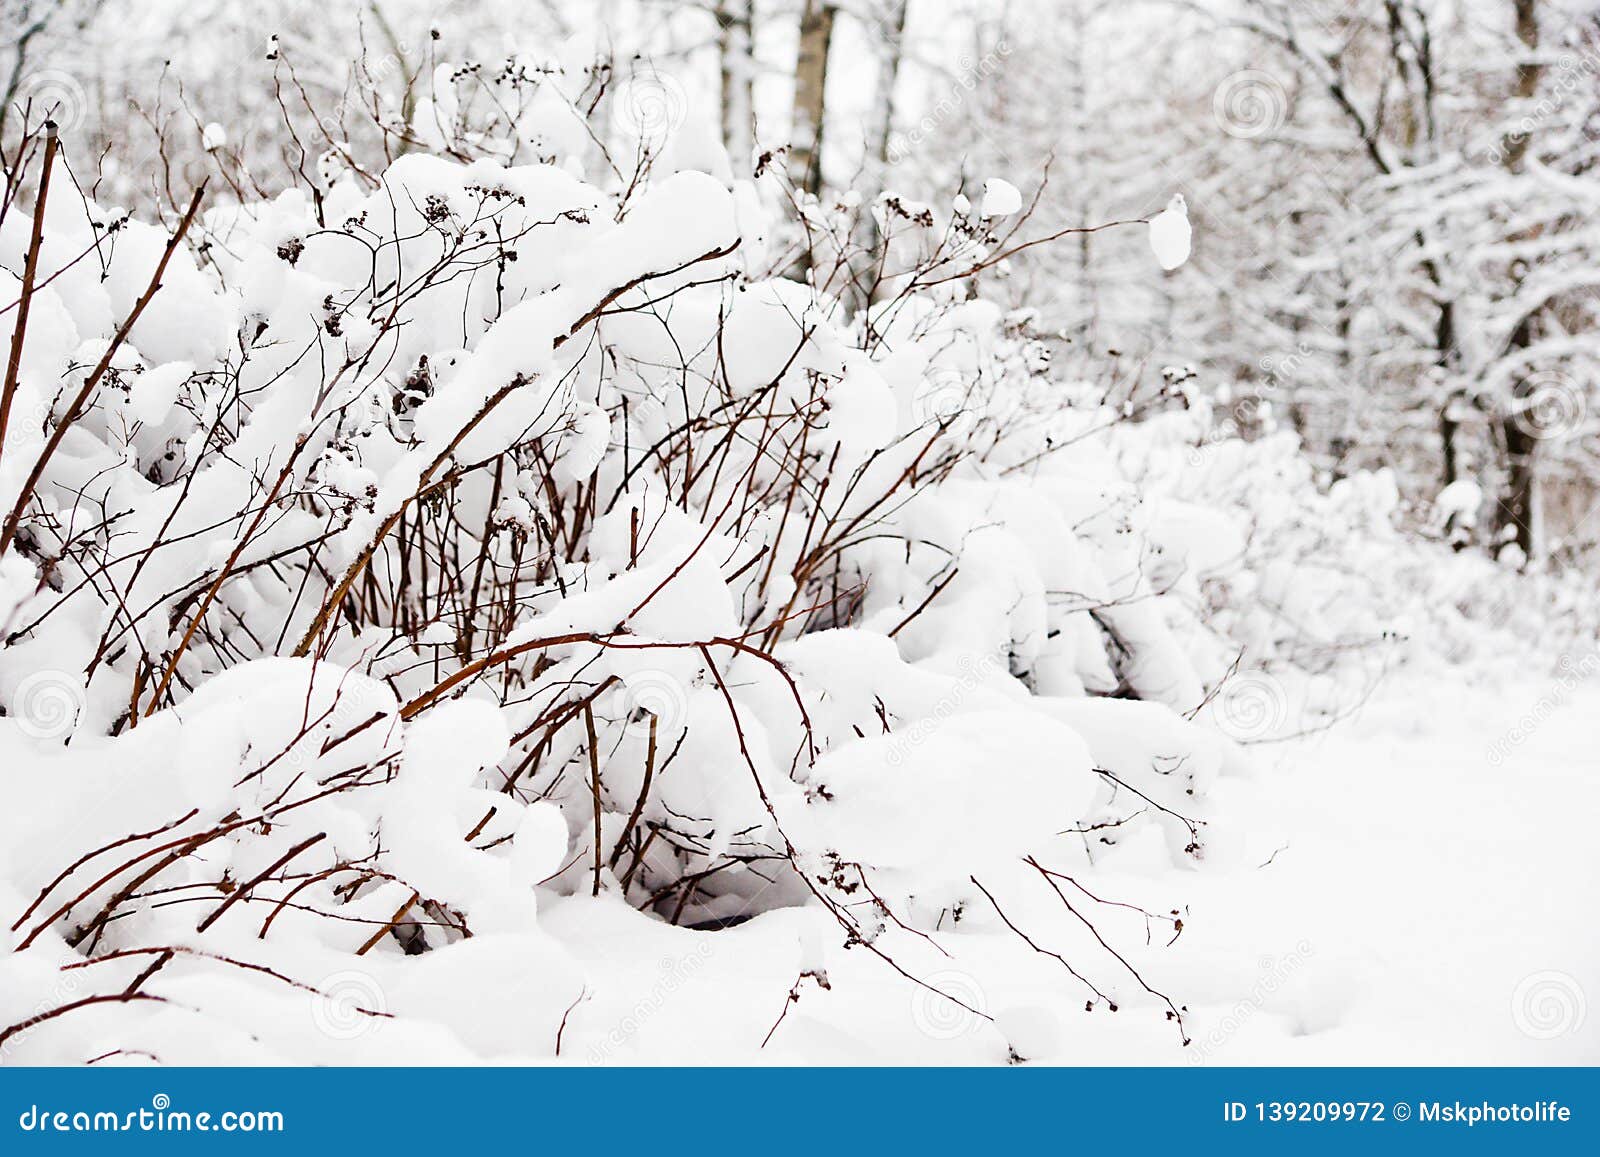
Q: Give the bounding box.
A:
[0,123,58,471]
[0,180,208,557]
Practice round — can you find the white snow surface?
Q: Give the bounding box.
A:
[2,671,1591,1064]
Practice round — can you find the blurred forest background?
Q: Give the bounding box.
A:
[6,0,1599,570]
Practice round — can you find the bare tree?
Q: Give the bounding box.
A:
[837,0,911,312]
[1493,0,1546,561]
[789,0,836,199]
[716,0,755,168]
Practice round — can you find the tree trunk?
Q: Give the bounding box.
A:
[790,0,837,200]
[716,0,755,171]
[864,0,909,180]
[1497,410,1542,564]
[1433,295,1459,487]
[1439,401,1460,487]
[1501,0,1542,169]
[1494,0,1545,564]
[848,0,910,314]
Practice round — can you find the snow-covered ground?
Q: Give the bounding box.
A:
[1154,674,1600,1066]
[537,671,1599,1065]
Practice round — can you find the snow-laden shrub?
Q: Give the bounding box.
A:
[0,116,1248,1060]
[5,68,1575,1059]
[1143,405,1600,721]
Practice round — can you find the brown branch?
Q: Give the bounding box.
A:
[0,180,208,557]
[0,993,169,1052]
[583,701,604,897]
[195,831,327,933]
[0,123,58,471]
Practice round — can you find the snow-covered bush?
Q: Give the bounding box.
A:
[1166,409,1597,679]
[1,55,1580,1062]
